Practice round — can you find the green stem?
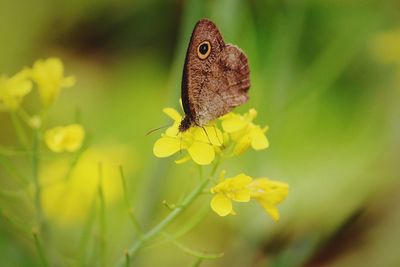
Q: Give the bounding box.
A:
[32,129,43,228]
[11,112,28,148]
[163,233,223,259]
[33,230,49,267]
[189,258,203,267]
[0,155,29,185]
[119,166,142,235]
[124,250,130,267]
[113,177,210,267]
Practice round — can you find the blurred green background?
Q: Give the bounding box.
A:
[1,0,400,266]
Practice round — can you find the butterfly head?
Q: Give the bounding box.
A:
[178,115,192,132]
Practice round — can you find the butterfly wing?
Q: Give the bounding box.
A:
[193,44,250,125]
[180,19,250,129]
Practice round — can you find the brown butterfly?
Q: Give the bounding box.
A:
[179,18,250,132]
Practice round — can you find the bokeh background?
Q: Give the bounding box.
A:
[1,0,400,266]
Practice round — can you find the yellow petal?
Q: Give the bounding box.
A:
[233,135,251,155]
[8,70,32,97]
[192,126,223,146]
[31,57,73,105]
[246,108,258,121]
[153,137,181,157]
[163,107,182,122]
[45,124,85,153]
[233,189,251,202]
[250,126,269,150]
[204,125,224,146]
[45,57,64,78]
[187,142,214,165]
[219,170,226,182]
[0,70,33,111]
[265,181,289,205]
[45,127,64,153]
[233,173,253,186]
[251,178,289,205]
[210,194,232,216]
[165,122,180,136]
[10,80,32,97]
[174,156,191,164]
[63,124,85,152]
[258,200,280,221]
[221,113,247,133]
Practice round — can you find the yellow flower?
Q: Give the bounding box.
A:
[210,172,252,216]
[210,172,288,220]
[45,124,85,153]
[153,107,223,165]
[220,109,269,155]
[248,178,289,221]
[30,57,75,105]
[0,69,32,111]
[40,145,133,225]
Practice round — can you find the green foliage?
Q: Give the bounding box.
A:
[0,0,399,267]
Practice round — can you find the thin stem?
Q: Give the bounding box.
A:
[11,112,28,148]
[210,157,220,177]
[33,230,49,267]
[32,129,43,228]
[113,177,210,267]
[17,107,32,125]
[0,209,31,237]
[77,198,97,267]
[0,155,29,185]
[145,204,210,250]
[163,233,223,259]
[190,258,203,267]
[124,250,130,267]
[119,165,142,235]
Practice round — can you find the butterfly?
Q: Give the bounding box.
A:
[178,18,250,132]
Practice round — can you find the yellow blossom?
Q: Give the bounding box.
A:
[210,172,288,220]
[210,172,252,216]
[45,124,85,153]
[220,109,269,155]
[0,69,32,111]
[248,178,289,221]
[30,57,75,105]
[153,107,223,165]
[40,145,133,225]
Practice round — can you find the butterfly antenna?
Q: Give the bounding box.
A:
[146,124,172,136]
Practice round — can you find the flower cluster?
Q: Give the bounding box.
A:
[153,108,223,165]
[221,108,269,155]
[210,172,288,220]
[0,57,75,111]
[0,57,84,153]
[153,106,268,165]
[153,103,289,220]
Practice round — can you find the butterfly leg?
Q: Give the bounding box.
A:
[200,126,213,145]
